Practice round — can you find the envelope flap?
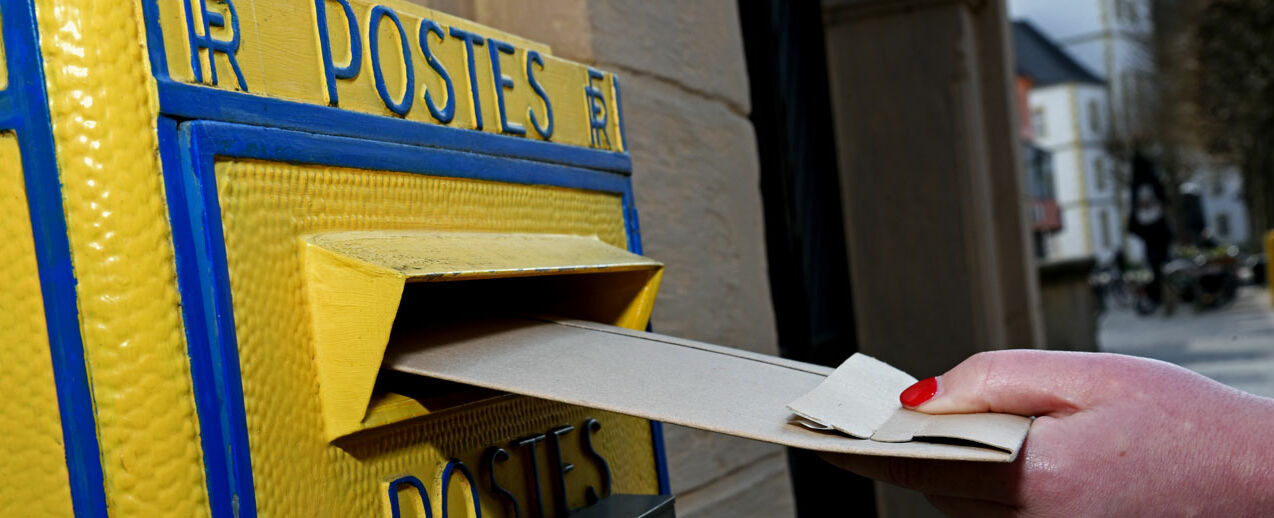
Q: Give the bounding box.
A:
[788,355,1032,455]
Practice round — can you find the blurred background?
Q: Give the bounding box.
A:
[418,0,1274,516]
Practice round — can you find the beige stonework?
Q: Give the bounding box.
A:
[585,0,752,115]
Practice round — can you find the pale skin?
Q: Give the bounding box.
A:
[823,350,1274,517]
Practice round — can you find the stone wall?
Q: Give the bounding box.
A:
[413,1,796,515]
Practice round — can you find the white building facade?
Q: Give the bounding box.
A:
[1014,18,1125,262]
[1028,82,1123,261]
[1189,162,1251,245]
[1010,0,1155,142]
[1014,0,1249,251]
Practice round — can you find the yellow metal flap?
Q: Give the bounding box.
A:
[302,231,663,440]
[308,230,661,280]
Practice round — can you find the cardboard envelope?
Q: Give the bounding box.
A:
[383,315,1031,462]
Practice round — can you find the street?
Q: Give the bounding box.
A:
[1100,286,1274,398]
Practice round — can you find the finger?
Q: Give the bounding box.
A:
[902,349,1132,417]
[820,453,1023,504]
[925,494,1017,518]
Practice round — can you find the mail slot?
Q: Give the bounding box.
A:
[303,230,664,440]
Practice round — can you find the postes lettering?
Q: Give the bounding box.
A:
[177,0,619,146]
[385,418,614,518]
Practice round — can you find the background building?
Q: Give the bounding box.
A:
[1188,157,1252,245]
[1015,73,1062,258]
[1009,0,1156,142]
[1014,22,1123,262]
[1012,0,1253,256]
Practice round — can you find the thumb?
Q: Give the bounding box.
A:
[899,350,1117,417]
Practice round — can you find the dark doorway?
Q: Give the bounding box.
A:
[737,1,876,516]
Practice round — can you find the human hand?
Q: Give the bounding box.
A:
[823,350,1274,517]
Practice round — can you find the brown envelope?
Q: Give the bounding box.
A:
[383,315,1030,462]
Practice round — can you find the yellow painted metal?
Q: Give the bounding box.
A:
[0,132,75,516]
[23,0,651,513]
[219,159,658,515]
[309,230,662,279]
[155,0,626,151]
[33,0,213,515]
[304,230,664,439]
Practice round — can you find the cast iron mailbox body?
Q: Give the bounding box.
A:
[0,0,670,515]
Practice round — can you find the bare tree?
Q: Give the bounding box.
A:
[1156,0,1274,247]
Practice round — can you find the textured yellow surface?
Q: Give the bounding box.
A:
[33,0,212,515]
[218,159,657,515]
[303,231,663,440]
[156,0,625,150]
[0,133,74,516]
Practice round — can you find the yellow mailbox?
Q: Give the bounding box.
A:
[0,0,671,515]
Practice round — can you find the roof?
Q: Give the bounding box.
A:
[1012,21,1104,86]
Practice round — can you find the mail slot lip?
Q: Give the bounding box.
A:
[307,230,662,282]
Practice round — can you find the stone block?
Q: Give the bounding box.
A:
[469,0,595,62]
[672,443,795,518]
[622,73,776,354]
[587,0,751,113]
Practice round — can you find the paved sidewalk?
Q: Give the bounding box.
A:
[1099,286,1274,398]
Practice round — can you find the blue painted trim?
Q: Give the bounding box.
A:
[387,476,434,518]
[158,116,235,518]
[314,0,361,106]
[648,422,672,495]
[172,122,259,517]
[418,18,456,124]
[157,81,632,174]
[524,50,553,140]
[439,460,483,518]
[486,37,526,136]
[139,0,169,78]
[613,77,627,152]
[447,26,486,130]
[0,0,108,515]
[182,0,247,91]
[198,122,630,193]
[368,5,414,116]
[585,68,612,150]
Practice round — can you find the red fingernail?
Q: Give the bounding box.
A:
[900,377,938,407]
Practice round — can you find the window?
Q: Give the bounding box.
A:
[1031,107,1046,138]
[1094,159,1108,190]
[1216,213,1231,238]
[1211,176,1225,196]
[1099,210,1113,249]
[1087,100,1101,133]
